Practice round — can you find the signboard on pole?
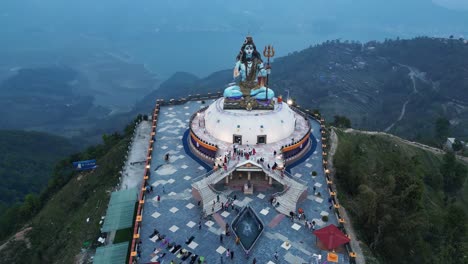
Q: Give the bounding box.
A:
[72,159,97,171]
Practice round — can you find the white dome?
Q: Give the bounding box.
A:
[202,98,297,145]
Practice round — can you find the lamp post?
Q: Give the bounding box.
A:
[285,89,293,105]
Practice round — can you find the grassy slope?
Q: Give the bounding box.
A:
[0,134,130,264]
[0,130,77,206]
[334,130,468,263]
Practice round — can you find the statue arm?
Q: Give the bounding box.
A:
[233,61,241,78]
[258,62,267,77]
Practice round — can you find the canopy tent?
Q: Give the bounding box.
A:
[313,224,350,251]
[93,242,129,264]
[101,188,138,232]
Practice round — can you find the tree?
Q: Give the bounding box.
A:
[440,152,467,194]
[332,115,352,128]
[451,139,464,152]
[435,117,450,142]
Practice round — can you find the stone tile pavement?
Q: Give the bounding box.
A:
[137,100,349,264]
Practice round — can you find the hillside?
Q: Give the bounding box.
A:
[0,51,158,144]
[139,37,468,144]
[332,129,468,264]
[0,127,132,264]
[0,130,76,208]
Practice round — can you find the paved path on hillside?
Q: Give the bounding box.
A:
[328,126,468,264]
[328,129,366,264]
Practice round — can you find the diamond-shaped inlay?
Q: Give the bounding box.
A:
[185,113,190,115]
[186,203,195,209]
[205,220,214,227]
[181,164,188,169]
[169,207,179,213]
[198,166,204,170]
[216,246,226,254]
[161,146,168,150]
[315,197,324,203]
[267,261,276,264]
[221,211,230,218]
[186,221,196,228]
[168,192,177,196]
[177,145,183,149]
[188,241,198,249]
[320,211,329,217]
[291,223,301,230]
[294,173,302,178]
[260,209,269,216]
[305,163,313,168]
[169,225,179,232]
[257,193,265,199]
[183,176,191,181]
[151,212,161,219]
[167,179,175,184]
[314,182,322,188]
[281,241,292,250]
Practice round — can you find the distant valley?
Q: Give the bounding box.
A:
[140,37,468,144]
[0,51,158,144]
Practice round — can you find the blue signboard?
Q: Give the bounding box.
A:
[72,159,98,171]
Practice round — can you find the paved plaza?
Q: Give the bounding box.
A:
[138,100,349,263]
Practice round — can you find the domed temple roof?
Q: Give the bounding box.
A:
[201,98,298,145]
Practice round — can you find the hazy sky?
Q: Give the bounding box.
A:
[433,0,468,10]
[1,0,468,77]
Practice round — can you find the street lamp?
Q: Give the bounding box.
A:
[285,89,293,105]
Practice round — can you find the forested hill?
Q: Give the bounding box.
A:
[0,130,76,209]
[138,37,468,144]
[333,130,467,264]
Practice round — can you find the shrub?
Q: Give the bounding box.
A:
[322,215,329,222]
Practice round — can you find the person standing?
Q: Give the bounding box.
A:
[230,250,234,259]
[274,251,279,260]
[220,234,223,243]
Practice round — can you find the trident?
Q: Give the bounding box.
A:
[263,45,275,100]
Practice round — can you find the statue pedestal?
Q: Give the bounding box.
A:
[223,97,274,110]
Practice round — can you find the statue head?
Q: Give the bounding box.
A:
[237,36,262,62]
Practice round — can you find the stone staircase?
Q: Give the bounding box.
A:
[191,163,238,216]
[192,160,307,217]
[260,167,308,215]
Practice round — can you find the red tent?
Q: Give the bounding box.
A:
[313,224,350,251]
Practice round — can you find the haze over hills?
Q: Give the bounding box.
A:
[139,37,468,144]
[0,2,467,263]
[1,0,468,143]
[1,0,468,78]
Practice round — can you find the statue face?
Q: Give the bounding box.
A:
[244,44,254,58]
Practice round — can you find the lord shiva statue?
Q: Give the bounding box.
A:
[223,36,275,109]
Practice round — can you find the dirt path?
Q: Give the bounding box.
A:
[328,129,366,264]
[384,66,419,132]
[343,128,468,163]
[0,227,32,252]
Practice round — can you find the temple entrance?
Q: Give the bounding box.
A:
[219,162,283,194]
[233,134,242,144]
[257,135,267,144]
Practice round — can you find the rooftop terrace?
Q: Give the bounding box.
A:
[135,99,350,264]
